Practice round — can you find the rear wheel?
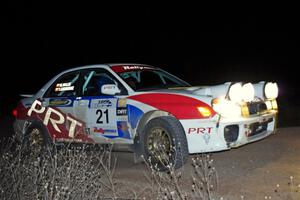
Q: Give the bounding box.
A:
[23,122,51,154]
[141,116,189,171]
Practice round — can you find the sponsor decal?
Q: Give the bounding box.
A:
[188,127,213,134]
[27,100,83,138]
[49,98,73,106]
[55,82,74,92]
[188,127,213,144]
[117,121,131,139]
[123,65,153,70]
[91,99,112,108]
[102,85,116,90]
[111,65,154,73]
[55,138,83,143]
[93,127,116,134]
[203,133,211,144]
[116,108,127,116]
[117,98,127,108]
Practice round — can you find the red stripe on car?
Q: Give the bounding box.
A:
[128,93,216,119]
[15,100,93,143]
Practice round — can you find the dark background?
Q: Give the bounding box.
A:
[1,2,299,129]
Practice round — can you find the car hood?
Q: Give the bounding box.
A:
[133,83,232,106]
[151,82,232,98]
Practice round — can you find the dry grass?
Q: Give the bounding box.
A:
[1,137,298,200]
[0,137,219,200]
[0,137,138,200]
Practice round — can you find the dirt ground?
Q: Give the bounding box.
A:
[112,127,300,199]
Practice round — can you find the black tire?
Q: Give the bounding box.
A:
[141,116,189,171]
[22,122,52,154]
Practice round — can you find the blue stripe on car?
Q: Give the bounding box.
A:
[127,104,144,129]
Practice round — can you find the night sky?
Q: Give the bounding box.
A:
[1,3,299,126]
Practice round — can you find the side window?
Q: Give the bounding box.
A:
[45,71,80,97]
[82,69,127,96]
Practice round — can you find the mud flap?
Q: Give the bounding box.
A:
[133,133,144,163]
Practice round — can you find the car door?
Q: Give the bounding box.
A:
[42,70,86,141]
[76,68,131,143]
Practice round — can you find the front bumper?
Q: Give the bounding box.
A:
[180,111,277,154]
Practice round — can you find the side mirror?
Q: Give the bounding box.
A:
[101,84,121,95]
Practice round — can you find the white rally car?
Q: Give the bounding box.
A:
[13,64,278,169]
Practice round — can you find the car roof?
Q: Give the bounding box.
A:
[59,63,156,74]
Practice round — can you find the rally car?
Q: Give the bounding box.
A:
[13,63,278,170]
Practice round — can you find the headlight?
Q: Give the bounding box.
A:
[212,98,241,118]
[264,82,278,99]
[242,83,255,102]
[228,83,243,103]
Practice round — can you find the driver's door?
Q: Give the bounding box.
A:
[75,68,130,143]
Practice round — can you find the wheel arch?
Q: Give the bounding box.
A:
[132,109,188,162]
[135,110,173,137]
[24,119,52,142]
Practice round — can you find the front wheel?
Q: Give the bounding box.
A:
[141,116,189,171]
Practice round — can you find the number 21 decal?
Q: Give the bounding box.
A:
[96,109,109,124]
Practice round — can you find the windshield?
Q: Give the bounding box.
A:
[112,65,190,91]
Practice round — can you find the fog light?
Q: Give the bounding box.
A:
[271,100,278,110]
[228,83,243,103]
[242,83,255,102]
[265,101,272,110]
[241,103,249,117]
[264,82,278,99]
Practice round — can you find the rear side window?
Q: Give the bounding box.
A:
[44,71,80,98]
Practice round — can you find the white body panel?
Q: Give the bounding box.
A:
[181,112,276,153]
[13,63,278,154]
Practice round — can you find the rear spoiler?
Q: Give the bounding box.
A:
[20,94,34,98]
